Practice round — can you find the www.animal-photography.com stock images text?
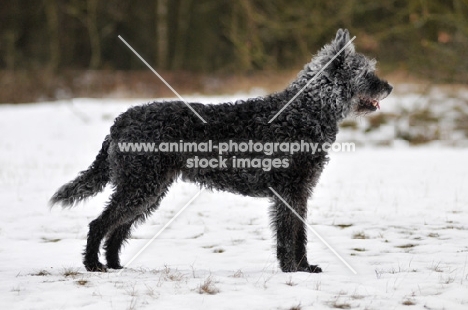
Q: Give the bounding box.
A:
[1,2,468,309]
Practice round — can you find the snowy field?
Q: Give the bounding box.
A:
[1,94,468,309]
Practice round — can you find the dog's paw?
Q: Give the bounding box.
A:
[280,264,298,273]
[307,265,322,273]
[107,264,124,270]
[296,264,322,273]
[84,262,108,272]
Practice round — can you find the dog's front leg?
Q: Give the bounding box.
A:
[294,213,322,273]
[271,197,298,272]
[271,195,322,273]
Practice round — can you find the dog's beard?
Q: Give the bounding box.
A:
[352,84,392,114]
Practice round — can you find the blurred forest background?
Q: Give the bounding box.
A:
[1,0,467,103]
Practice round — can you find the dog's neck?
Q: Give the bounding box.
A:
[282,61,354,123]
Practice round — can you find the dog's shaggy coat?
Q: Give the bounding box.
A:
[51,29,392,273]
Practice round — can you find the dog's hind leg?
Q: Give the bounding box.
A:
[103,217,140,270]
[104,186,171,270]
[83,180,168,272]
[83,189,142,271]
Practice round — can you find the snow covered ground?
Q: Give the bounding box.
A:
[1,94,468,309]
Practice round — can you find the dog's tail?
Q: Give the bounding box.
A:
[49,136,111,207]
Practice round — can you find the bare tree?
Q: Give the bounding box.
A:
[43,0,60,71]
[87,0,101,69]
[156,0,168,69]
[65,0,101,69]
[172,0,192,70]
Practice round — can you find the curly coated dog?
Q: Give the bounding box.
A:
[50,29,392,273]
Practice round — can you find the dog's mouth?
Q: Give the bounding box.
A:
[356,96,381,112]
[355,84,393,113]
[356,89,392,113]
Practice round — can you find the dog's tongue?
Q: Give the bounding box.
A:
[372,99,380,110]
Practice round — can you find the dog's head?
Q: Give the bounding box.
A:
[317,29,393,115]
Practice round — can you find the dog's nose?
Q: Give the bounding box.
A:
[387,84,393,94]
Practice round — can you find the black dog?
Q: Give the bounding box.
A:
[51,29,392,272]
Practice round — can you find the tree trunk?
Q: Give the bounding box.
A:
[44,0,61,71]
[87,0,101,69]
[172,0,192,70]
[156,0,168,69]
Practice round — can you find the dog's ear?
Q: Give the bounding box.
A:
[316,28,355,74]
[332,28,354,55]
[312,28,355,77]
